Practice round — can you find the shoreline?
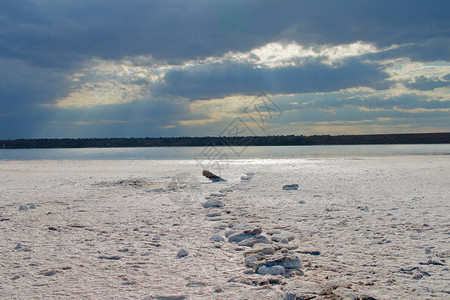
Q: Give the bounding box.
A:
[2,132,450,149]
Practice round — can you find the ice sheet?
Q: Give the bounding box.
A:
[0,156,449,299]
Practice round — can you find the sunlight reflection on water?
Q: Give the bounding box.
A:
[1,144,449,161]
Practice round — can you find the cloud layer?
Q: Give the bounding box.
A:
[0,0,449,138]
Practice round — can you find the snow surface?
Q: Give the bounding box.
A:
[0,156,449,299]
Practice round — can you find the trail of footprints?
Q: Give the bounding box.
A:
[201,172,303,288]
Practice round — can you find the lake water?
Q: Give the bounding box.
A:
[0,144,449,161]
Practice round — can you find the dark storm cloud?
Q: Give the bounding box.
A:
[1,0,448,68]
[0,58,71,112]
[157,58,389,100]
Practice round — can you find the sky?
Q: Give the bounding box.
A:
[0,0,449,139]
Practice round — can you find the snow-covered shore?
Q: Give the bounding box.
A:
[1,156,449,299]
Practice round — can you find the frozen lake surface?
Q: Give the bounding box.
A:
[0,155,449,299]
[1,144,449,161]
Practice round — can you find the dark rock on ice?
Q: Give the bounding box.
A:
[271,233,295,243]
[245,253,266,270]
[283,281,324,300]
[244,244,276,255]
[19,205,28,211]
[209,193,225,197]
[419,260,445,266]
[257,265,286,275]
[43,270,56,276]
[225,230,237,237]
[202,170,225,182]
[357,205,370,212]
[299,250,321,256]
[266,229,281,235]
[210,234,224,242]
[202,200,224,208]
[98,255,122,260]
[228,226,262,243]
[282,184,299,190]
[237,235,270,247]
[206,212,222,217]
[177,249,189,258]
[274,254,301,269]
[213,224,227,230]
[245,253,301,271]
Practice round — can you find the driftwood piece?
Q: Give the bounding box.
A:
[202,170,225,182]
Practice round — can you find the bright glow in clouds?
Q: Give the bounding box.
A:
[56,58,163,108]
[55,41,384,108]
[384,59,450,87]
[227,41,380,67]
[50,39,449,136]
[55,41,449,114]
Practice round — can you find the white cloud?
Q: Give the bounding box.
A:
[218,41,380,67]
[54,41,449,111]
[56,58,165,108]
[384,59,450,81]
[56,40,384,107]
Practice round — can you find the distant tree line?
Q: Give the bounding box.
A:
[1,132,449,149]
